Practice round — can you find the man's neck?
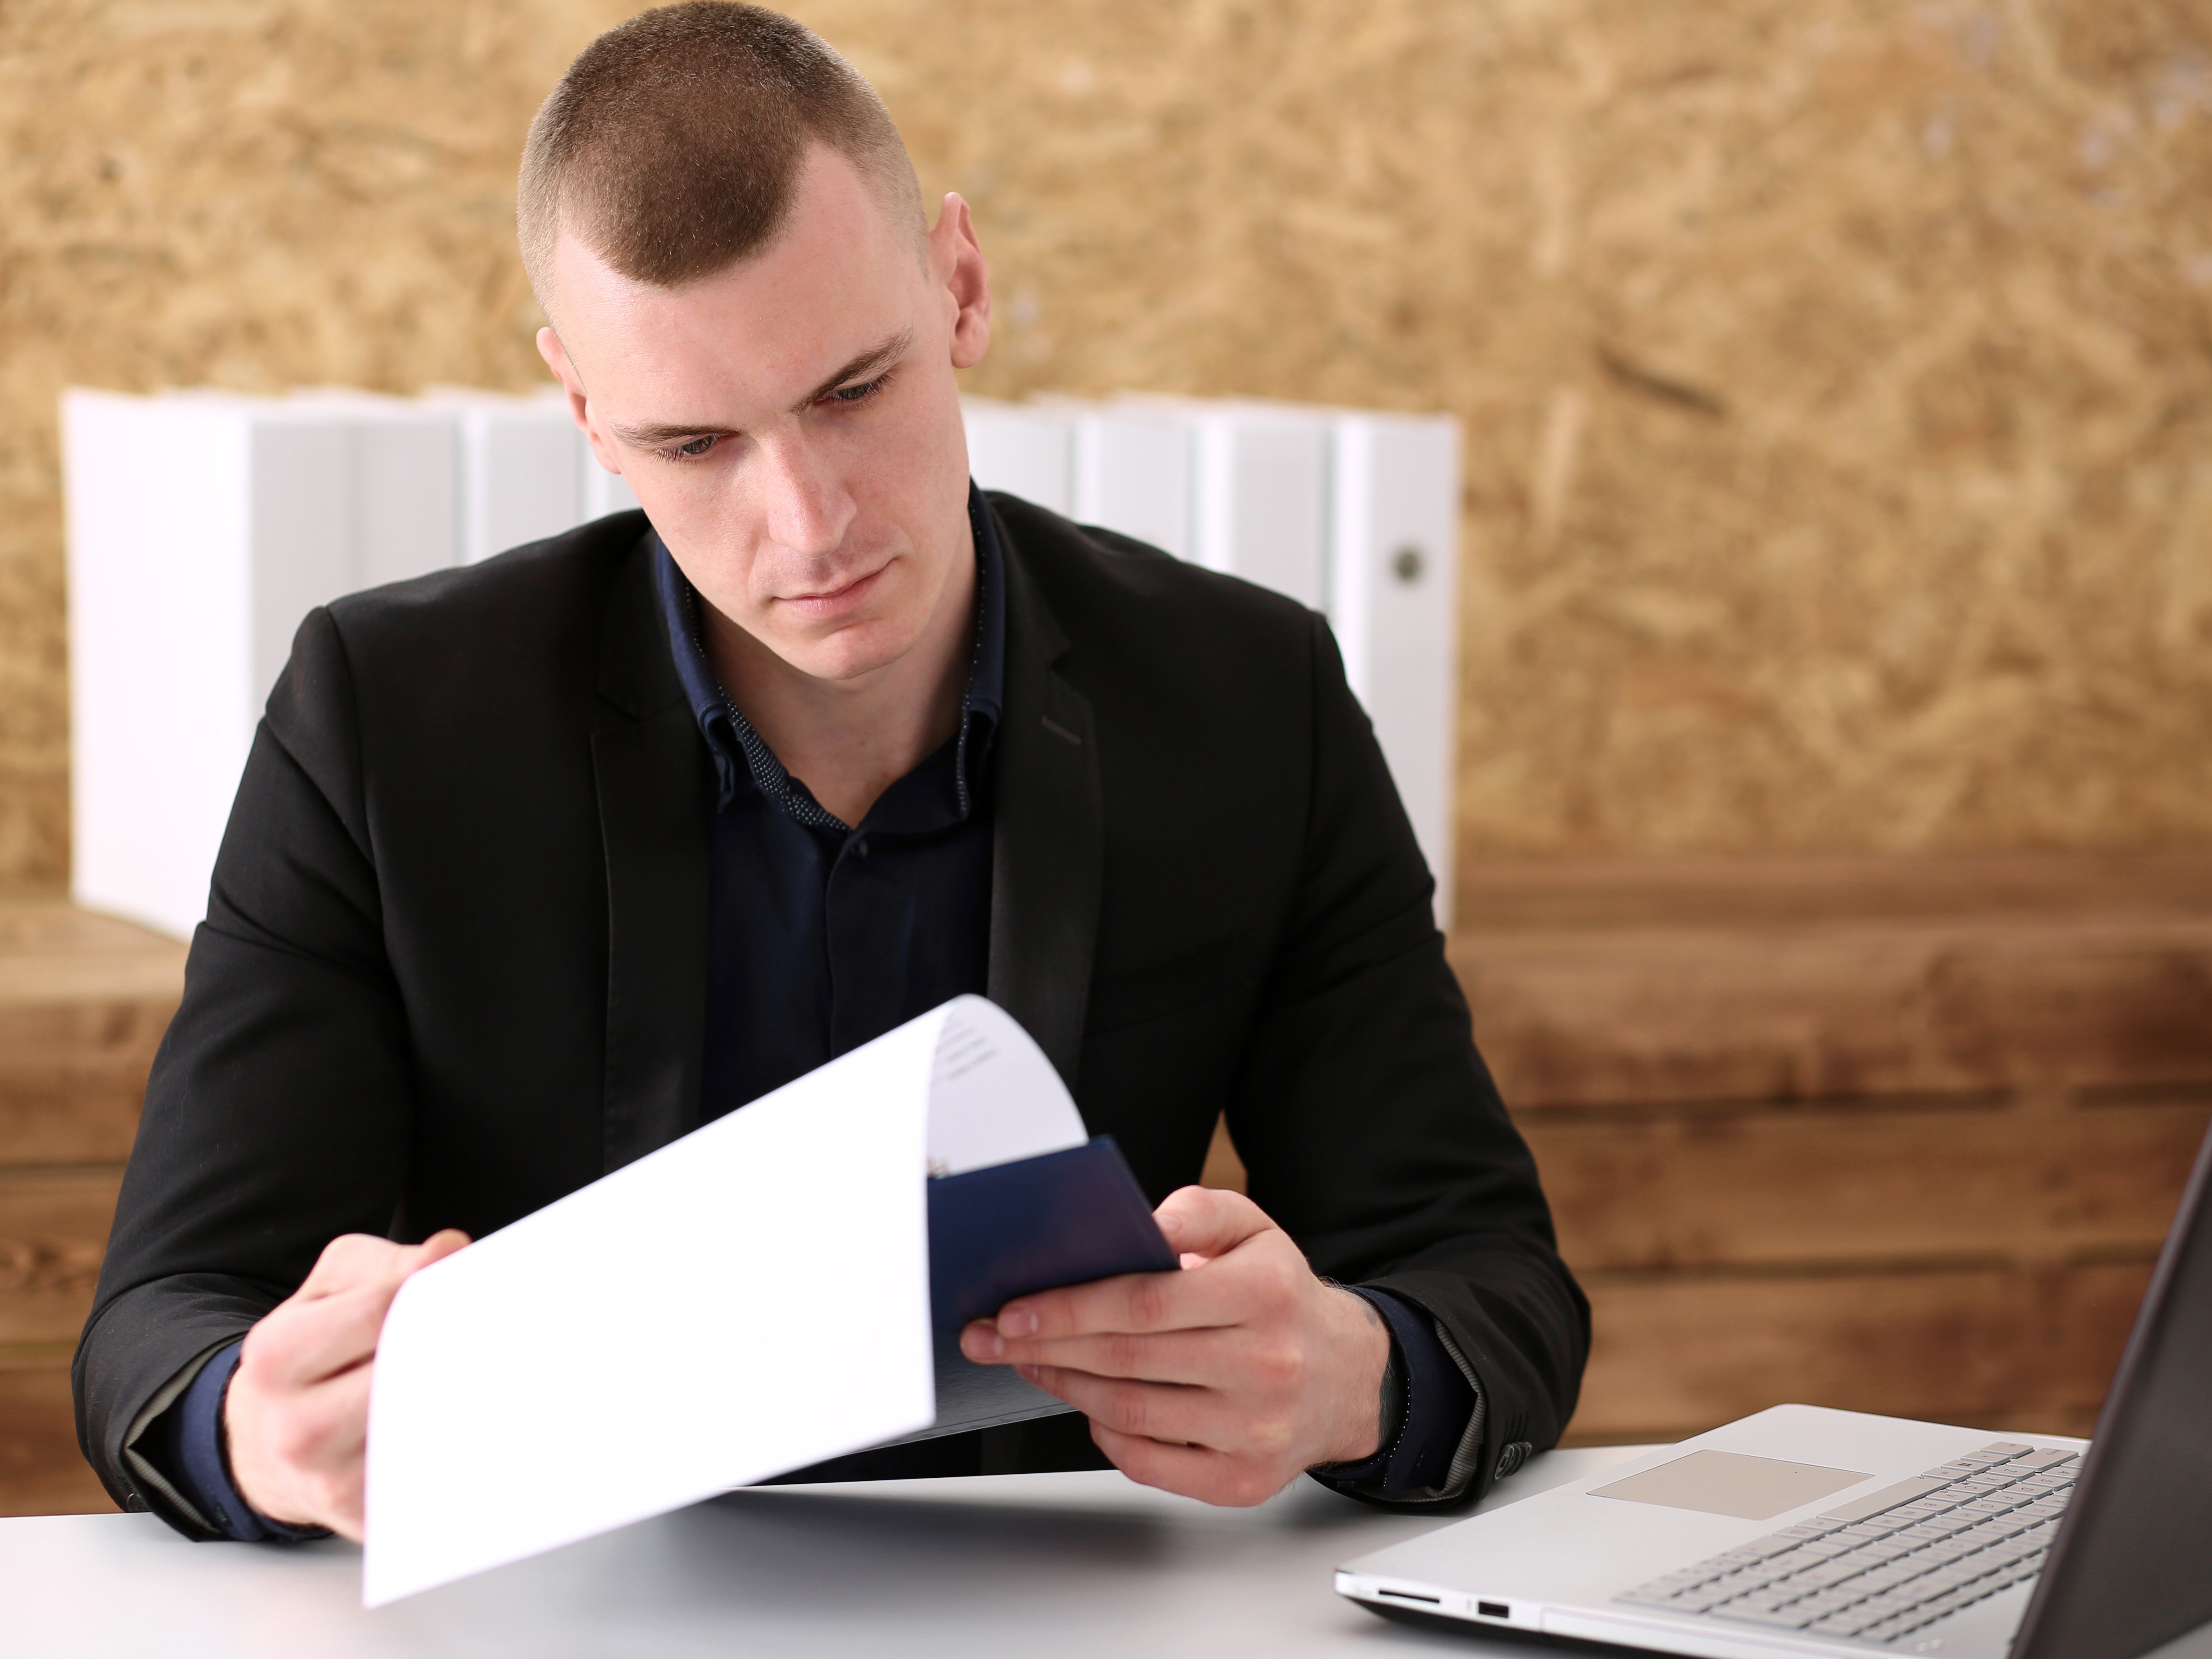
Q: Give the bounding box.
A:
[700,529,979,829]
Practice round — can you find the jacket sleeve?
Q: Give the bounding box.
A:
[73,608,415,1532]
[1225,613,1590,1510]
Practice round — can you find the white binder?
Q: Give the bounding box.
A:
[427,389,588,564]
[64,389,461,938]
[960,398,1073,516]
[1066,405,1194,560]
[287,390,463,586]
[1109,396,1457,925]
[1120,398,1330,612]
[1329,411,1461,927]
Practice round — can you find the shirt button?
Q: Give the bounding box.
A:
[850,837,869,859]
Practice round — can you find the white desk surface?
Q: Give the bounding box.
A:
[4,1444,1653,1658]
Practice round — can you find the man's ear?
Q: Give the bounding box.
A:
[538,326,624,475]
[930,193,992,372]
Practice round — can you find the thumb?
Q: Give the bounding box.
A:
[368,1230,472,1331]
[1154,1185,1276,1261]
[364,1232,473,1356]
[404,1229,471,1275]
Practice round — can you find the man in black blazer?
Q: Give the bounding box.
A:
[76,3,1586,1544]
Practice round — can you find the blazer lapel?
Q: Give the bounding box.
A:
[593,533,711,1171]
[986,509,1104,1092]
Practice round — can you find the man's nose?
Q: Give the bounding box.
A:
[752,431,856,559]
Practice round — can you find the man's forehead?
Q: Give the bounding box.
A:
[548,148,921,416]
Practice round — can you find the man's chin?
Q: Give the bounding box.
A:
[773,626,914,686]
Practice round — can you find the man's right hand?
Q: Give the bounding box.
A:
[224,1229,470,1541]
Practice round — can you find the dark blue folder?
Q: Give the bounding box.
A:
[878,1136,1178,1444]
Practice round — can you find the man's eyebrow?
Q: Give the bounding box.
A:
[605,329,915,449]
[608,417,729,448]
[790,328,913,413]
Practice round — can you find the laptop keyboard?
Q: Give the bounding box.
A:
[1614,1441,2080,1645]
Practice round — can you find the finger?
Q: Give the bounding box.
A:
[959,1319,1009,1364]
[1016,1363,1228,1450]
[1091,1422,1216,1492]
[407,1229,471,1274]
[230,1353,376,1537]
[1154,1186,1277,1261]
[962,1318,1228,1382]
[284,1358,375,1483]
[239,1297,377,1394]
[328,1498,366,1545]
[996,1228,1308,1343]
[991,1271,1198,1343]
[242,1271,421,1392]
[295,1229,472,1303]
[1092,1423,1291,1509]
[249,1229,475,1392]
[291,1361,373,1542]
[295,1234,418,1302]
[988,1327,1259,1388]
[994,1260,1255,1343]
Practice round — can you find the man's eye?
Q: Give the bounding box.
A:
[674,435,717,458]
[830,375,887,405]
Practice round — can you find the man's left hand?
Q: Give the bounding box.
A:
[957,1185,1391,1506]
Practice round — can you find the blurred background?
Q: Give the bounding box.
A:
[4,0,2211,1512]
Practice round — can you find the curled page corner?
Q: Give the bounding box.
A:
[924,994,1087,1177]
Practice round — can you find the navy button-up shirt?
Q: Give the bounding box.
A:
[657,485,1006,1117]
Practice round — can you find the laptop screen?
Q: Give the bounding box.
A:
[2013,1117,2212,1659]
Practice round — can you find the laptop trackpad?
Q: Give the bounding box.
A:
[1591,1451,1870,1521]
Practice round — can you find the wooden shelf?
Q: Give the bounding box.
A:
[0,899,183,1517]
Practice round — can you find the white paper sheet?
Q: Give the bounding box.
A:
[362,996,1083,1606]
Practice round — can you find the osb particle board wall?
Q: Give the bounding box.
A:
[2,0,2209,895]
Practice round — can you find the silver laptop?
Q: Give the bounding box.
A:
[1338,1116,2212,1659]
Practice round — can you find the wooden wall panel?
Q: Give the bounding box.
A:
[1570,1261,2155,1444]
[0,902,172,1513]
[0,1355,107,1518]
[1457,856,2212,1445]
[0,1170,122,1348]
[1521,1098,2212,1272]
[1454,917,2212,1110]
[0,902,183,1166]
[0,1034,167,1168]
[0,1163,123,1514]
[1458,854,2212,933]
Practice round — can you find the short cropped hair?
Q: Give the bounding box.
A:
[517,2,924,305]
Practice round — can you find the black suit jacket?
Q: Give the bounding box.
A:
[76,496,1587,1531]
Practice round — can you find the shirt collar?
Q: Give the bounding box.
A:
[653,482,1007,826]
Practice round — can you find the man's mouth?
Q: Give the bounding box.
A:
[780,562,888,619]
